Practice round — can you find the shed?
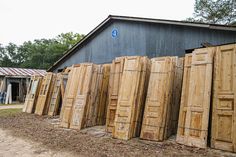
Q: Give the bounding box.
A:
[0,67,46,104]
[48,15,236,72]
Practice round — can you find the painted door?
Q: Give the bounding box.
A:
[211,44,236,152]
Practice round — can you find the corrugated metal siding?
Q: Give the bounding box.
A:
[0,67,46,77]
[54,21,236,72]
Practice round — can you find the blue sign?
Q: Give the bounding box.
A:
[112,29,118,38]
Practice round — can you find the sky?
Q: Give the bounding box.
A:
[0,0,195,45]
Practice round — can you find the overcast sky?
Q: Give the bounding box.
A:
[0,0,195,45]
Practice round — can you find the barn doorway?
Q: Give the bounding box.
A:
[11,82,19,102]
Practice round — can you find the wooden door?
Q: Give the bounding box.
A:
[70,63,93,130]
[113,56,142,140]
[60,65,81,128]
[25,76,42,113]
[140,57,175,141]
[106,57,125,132]
[35,73,54,115]
[184,47,214,148]
[48,73,62,116]
[176,54,192,144]
[211,44,236,152]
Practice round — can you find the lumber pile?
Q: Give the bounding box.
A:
[60,63,111,130]
[23,75,43,113]
[112,56,150,140]
[140,56,183,141]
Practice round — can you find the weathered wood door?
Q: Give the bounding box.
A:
[106,57,125,132]
[23,76,42,113]
[176,54,192,144]
[211,44,236,152]
[60,65,81,128]
[184,48,214,148]
[113,56,142,140]
[48,73,62,116]
[35,73,54,115]
[140,57,175,141]
[70,63,93,130]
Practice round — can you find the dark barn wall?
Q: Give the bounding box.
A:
[54,21,236,71]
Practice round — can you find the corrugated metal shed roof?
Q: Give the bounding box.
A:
[0,67,46,77]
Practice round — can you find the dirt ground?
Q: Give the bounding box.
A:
[0,112,235,157]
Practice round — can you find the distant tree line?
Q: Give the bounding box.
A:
[0,32,84,69]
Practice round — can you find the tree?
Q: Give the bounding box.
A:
[0,32,84,69]
[187,0,236,25]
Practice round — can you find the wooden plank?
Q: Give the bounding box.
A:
[176,54,192,144]
[113,56,148,140]
[184,47,215,148]
[70,63,94,130]
[23,75,42,113]
[140,56,176,141]
[60,65,82,128]
[48,73,62,116]
[34,73,55,115]
[211,44,236,152]
[96,64,111,125]
[106,57,125,132]
[170,57,184,134]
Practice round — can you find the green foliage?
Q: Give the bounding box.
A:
[187,0,236,24]
[0,32,84,69]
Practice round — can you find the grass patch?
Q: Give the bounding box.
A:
[0,108,22,117]
[0,103,24,106]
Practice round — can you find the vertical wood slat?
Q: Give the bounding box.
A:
[176,54,192,144]
[35,72,55,115]
[140,56,176,141]
[113,56,149,140]
[106,57,125,132]
[170,57,184,134]
[60,65,82,128]
[211,44,236,152]
[96,64,111,125]
[23,75,42,113]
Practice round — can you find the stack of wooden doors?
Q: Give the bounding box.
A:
[140,56,183,141]
[112,56,150,140]
[177,44,236,152]
[60,63,111,130]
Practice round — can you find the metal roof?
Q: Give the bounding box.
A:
[48,15,236,72]
[0,67,46,77]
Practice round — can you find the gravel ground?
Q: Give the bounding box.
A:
[0,112,235,157]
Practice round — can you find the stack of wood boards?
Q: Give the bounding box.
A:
[140,56,182,141]
[60,63,111,130]
[106,57,125,132]
[23,75,43,113]
[113,56,150,140]
[35,72,55,115]
[176,47,215,148]
[211,44,236,152]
